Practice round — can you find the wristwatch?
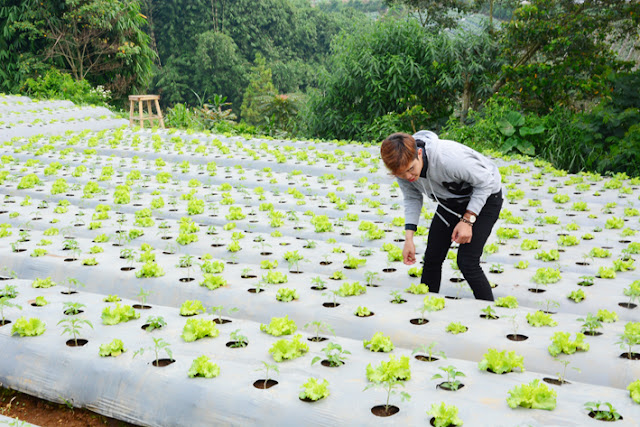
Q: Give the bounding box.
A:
[460,212,477,227]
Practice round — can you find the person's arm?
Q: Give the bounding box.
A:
[403,229,416,264]
[397,178,423,264]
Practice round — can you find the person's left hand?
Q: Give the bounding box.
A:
[451,221,473,244]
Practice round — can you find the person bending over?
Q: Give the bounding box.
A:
[380,130,503,301]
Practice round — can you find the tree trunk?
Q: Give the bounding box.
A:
[460,74,471,123]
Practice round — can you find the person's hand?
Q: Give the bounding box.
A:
[403,239,416,265]
[451,221,473,244]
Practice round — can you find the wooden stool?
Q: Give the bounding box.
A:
[129,95,165,129]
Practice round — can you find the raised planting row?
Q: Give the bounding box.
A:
[1,280,639,426]
[0,96,638,425]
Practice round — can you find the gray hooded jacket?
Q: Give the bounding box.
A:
[398,130,502,230]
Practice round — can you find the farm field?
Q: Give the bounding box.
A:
[0,95,639,426]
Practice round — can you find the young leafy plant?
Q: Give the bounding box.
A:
[526,311,558,327]
[584,401,622,421]
[101,304,140,325]
[446,322,468,334]
[58,317,93,346]
[363,332,394,352]
[366,355,411,383]
[299,378,330,401]
[311,342,350,367]
[180,300,206,316]
[548,332,590,357]
[99,339,127,357]
[181,318,220,342]
[478,349,525,374]
[507,379,557,410]
[269,334,309,362]
[11,316,46,337]
[427,402,463,427]
[431,365,465,391]
[188,355,220,378]
[133,337,173,366]
[260,315,297,336]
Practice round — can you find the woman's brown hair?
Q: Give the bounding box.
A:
[380,133,417,175]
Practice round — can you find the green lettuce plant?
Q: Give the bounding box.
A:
[507,379,557,410]
[276,287,299,302]
[405,283,429,294]
[337,281,366,297]
[200,274,227,290]
[363,332,394,352]
[180,300,205,316]
[446,322,468,334]
[188,355,220,378]
[596,309,618,323]
[101,304,140,325]
[269,334,309,362]
[181,318,220,342]
[427,402,463,427]
[260,315,297,336]
[548,332,590,356]
[366,355,411,382]
[526,311,558,327]
[628,380,640,404]
[478,349,525,374]
[11,316,46,337]
[299,378,330,401]
[99,339,126,357]
[495,296,518,308]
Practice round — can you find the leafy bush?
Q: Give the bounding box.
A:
[363,332,394,352]
[548,332,589,357]
[99,339,126,357]
[366,355,411,383]
[11,317,46,337]
[478,349,525,374]
[101,304,140,325]
[260,315,297,336]
[526,311,558,327]
[299,378,330,401]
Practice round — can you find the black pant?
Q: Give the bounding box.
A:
[419,191,503,301]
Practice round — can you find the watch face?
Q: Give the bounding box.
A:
[469,215,477,223]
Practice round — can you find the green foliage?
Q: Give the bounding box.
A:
[11,316,46,337]
[495,296,518,309]
[478,348,525,374]
[427,402,463,427]
[584,401,622,421]
[188,355,220,378]
[363,332,394,352]
[526,311,557,327]
[260,315,297,336]
[337,281,367,297]
[21,68,111,106]
[446,322,467,334]
[506,379,557,411]
[366,355,411,383]
[628,380,640,404]
[99,339,126,357]
[548,332,589,357]
[180,300,205,316]
[101,304,140,325]
[181,318,220,342]
[299,378,330,401]
[276,287,299,302]
[405,283,429,294]
[269,334,309,362]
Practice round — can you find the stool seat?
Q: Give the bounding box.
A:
[129,94,165,129]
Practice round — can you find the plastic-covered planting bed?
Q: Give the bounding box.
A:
[1,280,638,426]
[0,97,639,425]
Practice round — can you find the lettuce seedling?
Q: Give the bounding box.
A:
[34,296,48,306]
[337,281,366,297]
[446,322,468,334]
[135,261,165,278]
[343,254,366,269]
[596,309,618,323]
[405,283,429,294]
[188,355,220,378]
[568,289,586,303]
[428,402,463,427]
[200,274,227,290]
[269,334,309,362]
[478,349,525,374]
[11,316,46,337]
[548,332,589,357]
[101,304,140,325]
[299,378,330,401]
[99,339,126,357]
[363,332,394,352]
[182,318,220,342]
[507,379,557,410]
[495,295,518,309]
[263,271,288,284]
[180,300,205,316]
[424,295,445,311]
[276,288,299,302]
[31,277,56,288]
[355,306,372,317]
[260,315,297,336]
[526,310,558,327]
[628,380,640,404]
[366,355,411,383]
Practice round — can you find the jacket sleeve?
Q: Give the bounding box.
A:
[397,178,423,230]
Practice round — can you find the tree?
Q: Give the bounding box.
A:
[385,0,475,31]
[493,0,640,113]
[6,0,155,101]
[240,54,277,126]
[307,17,461,140]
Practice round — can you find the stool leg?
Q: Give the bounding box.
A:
[154,99,165,128]
[129,100,134,127]
[147,100,153,127]
[139,100,144,129]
